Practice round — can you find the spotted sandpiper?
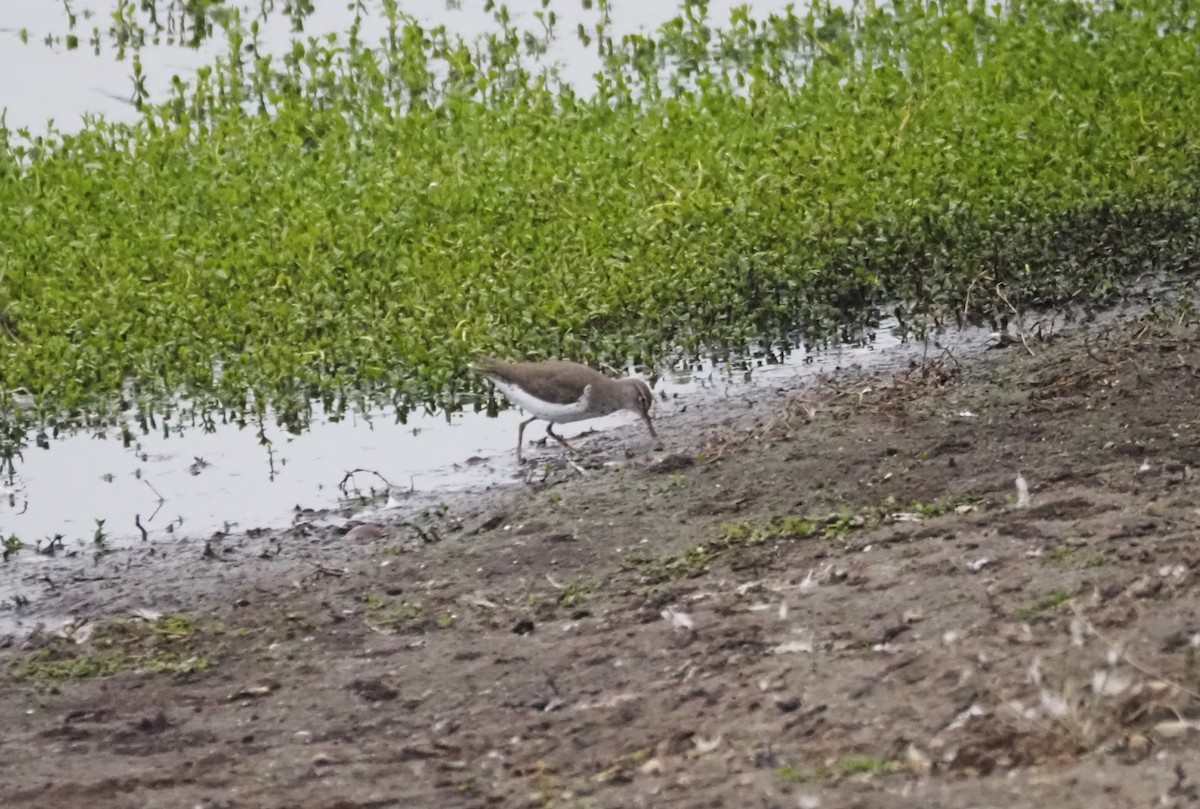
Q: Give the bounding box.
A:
[470,356,658,463]
[8,387,35,411]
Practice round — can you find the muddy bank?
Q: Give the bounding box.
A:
[0,314,998,633]
[3,310,1200,809]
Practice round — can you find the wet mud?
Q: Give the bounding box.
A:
[3,311,1200,808]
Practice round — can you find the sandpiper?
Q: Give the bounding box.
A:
[470,356,658,463]
[9,387,35,411]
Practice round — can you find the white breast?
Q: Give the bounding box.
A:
[491,378,597,424]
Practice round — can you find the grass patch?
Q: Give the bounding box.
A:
[623,495,976,582]
[9,614,218,681]
[774,756,900,783]
[558,579,597,609]
[837,756,901,777]
[360,594,430,632]
[1015,589,1073,621]
[594,746,655,784]
[776,764,806,783]
[1046,545,1076,563]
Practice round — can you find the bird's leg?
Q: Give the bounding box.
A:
[545,423,577,454]
[517,416,537,464]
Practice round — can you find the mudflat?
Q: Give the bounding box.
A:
[4,313,1200,809]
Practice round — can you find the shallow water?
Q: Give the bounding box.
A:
[0,0,941,549]
[0,321,999,547]
[0,0,806,132]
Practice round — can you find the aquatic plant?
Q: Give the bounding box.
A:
[2,0,1199,460]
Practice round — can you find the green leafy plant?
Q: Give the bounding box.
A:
[1015,588,1073,621]
[3,0,1200,463]
[2,534,24,561]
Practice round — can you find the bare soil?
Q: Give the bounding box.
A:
[4,313,1200,809]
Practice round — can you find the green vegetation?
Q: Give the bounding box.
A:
[1045,544,1075,562]
[776,763,805,783]
[2,534,24,561]
[1045,543,1106,565]
[1015,588,1072,621]
[594,745,654,783]
[558,578,596,608]
[775,755,899,783]
[3,0,1200,459]
[9,614,217,680]
[837,756,900,777]
[360,593,430,631]
[623,495,973,581]
[621,520,771,581]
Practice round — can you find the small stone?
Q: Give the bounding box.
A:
[1127,577,1162,599]
[344,523,387,542]
[649,453,694,473]
[1124,732,1152,760]
[228,680,280,701]
[1154,720,1198,738]
[774,696,802,713]
[905,743,932,774]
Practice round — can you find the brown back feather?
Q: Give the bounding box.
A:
[470,357,608,405]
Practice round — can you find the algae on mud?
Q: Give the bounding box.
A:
[2,0,1200,458]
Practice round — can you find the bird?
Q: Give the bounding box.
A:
[9,387,35,411]
[470,356,658,463]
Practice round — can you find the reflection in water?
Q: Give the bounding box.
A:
[0,321,997,546]
[0,0,910,547]
[0,0,802,132]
